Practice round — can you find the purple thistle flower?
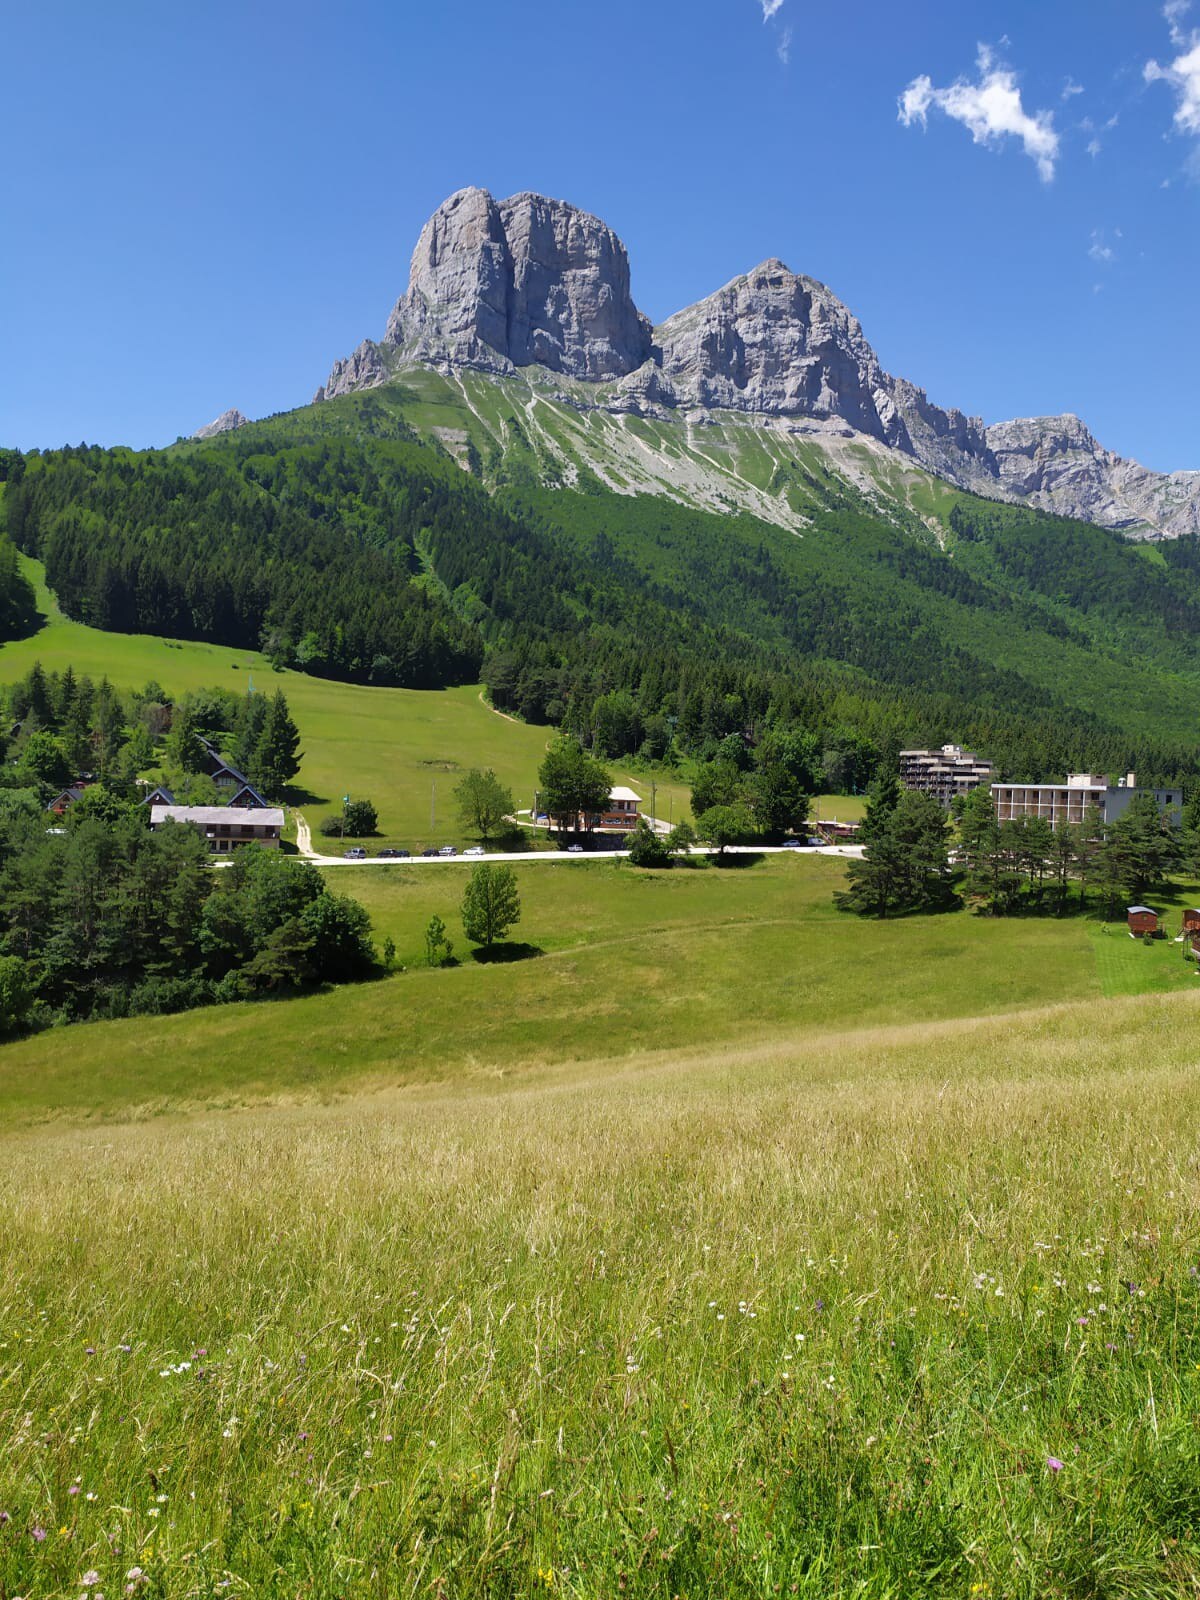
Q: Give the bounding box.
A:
[1047,1456,1064,1473]
[31,1524,47,1542]
[67,1485,80,1497]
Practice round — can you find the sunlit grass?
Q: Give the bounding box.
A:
[0,854,1127,1122]
[0,558,690,842]
[2,991,1200,1596]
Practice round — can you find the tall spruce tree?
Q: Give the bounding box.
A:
[252,692,302,798]
[837,788,953,918]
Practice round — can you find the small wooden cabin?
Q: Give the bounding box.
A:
[47,784,87,816]
[1182,908,1200,935]
[1127,905,1159,936]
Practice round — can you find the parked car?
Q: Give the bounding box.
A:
[566,842,585,853]
[464,844,486,856]
[422,847,440,857]
[807,836,824,848]
[376,847,409,858]
[781,837,804,849]
[439,845,457,857]
[343,846,367,860]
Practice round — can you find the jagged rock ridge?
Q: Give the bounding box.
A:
[317,187,1200,539]
[193,408,249,440]
[983,415,1200,539]
[318,187,651,401]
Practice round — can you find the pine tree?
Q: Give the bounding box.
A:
[837,789,952,918]
[166,705,208,774]
[252,692,302,798]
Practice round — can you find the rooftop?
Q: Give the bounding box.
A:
[150,805,284,827]
[608,786,641,802]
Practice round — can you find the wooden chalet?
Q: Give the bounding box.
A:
[47,783,89,815]
[149,804,284,854]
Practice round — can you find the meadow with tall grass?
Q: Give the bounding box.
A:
[3,982,1200,1598]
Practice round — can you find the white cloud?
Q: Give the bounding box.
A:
[1062,76,1085,100]
[899,45,1061,182]
[1087,137,1102,157]
[1146,35,1200,135]
[1088,230,1116,262]
[761,0,785,19]
[777,25,792,64]
[1164,1,1192,45]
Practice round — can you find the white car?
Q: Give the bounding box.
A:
[464,845,486,856]
[438,845,457,857]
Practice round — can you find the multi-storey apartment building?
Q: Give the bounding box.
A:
[991,772,1182,831]
[898,744,995,807]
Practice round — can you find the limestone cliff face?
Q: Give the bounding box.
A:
[193,408,248,439]
[653,260,994,479]
[983,415,1200,539]
[321,186,651,397]
[317,187,1199,538]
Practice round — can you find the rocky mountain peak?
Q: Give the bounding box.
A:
[984,414,1200,538]
[315,187,1200,539]
[193,408,248,439]
[322,186,652,398]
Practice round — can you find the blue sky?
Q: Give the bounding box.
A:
[2,0,1197,470]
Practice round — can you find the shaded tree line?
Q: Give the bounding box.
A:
[4,443,481,687]
[2,663,302,803]
[837,781,1188,920]
[0,804,377,1034]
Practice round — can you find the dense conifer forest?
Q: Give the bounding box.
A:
[7,402,1200,791]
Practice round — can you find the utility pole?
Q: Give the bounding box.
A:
[651,780,657,829]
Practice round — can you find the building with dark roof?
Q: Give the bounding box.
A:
[150,804,283,854]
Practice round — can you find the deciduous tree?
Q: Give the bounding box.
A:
[455,769,515,841]
[461,864,521,948]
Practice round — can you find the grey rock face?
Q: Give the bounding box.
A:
[193,408,248,439]
[317,187,1200,538]
[318,340,392,403]
[326,186,653,389]
[983,415,1200,539]
[654,260,994,478]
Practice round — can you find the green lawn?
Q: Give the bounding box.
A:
[0,558,690,844]
[0,853,1124,1123]
[1089,922,1200,997]
[3,967,1200,1596]
[811,791,866,823]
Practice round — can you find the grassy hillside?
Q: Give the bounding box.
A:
[2,852,1198,1123]
[13,388,1200,791]
[3,967,1200,1594]
[0,557,689,842]
[217,381,1200,768]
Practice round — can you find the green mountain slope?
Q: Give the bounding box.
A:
[6,381,1200,789]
